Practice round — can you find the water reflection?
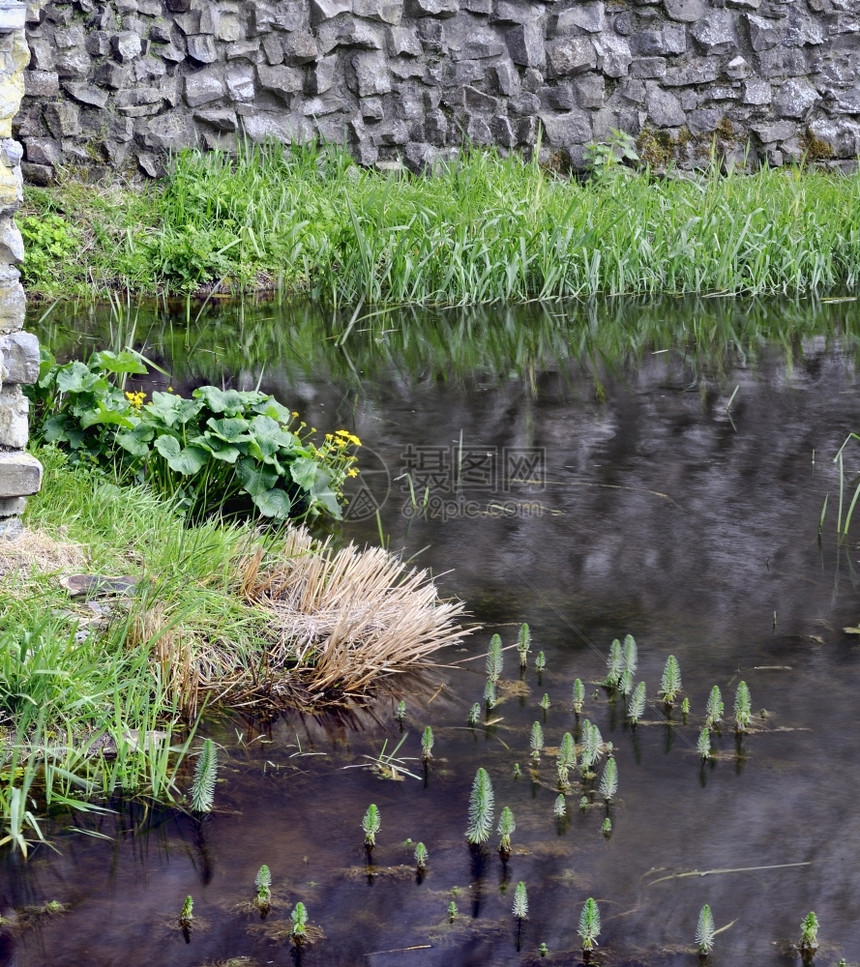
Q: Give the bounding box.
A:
[18,295,860,966]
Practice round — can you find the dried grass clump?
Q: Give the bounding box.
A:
[243,527,472,701]
[0,528,88,585]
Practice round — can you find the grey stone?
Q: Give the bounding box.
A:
[24,137,61,166]
[574,73,605,109]
[184,70,226,107]
[743,77,771,103]
[691,10,738,54]
[594,33,632,78]
[44,102,81,138]
[725,55,751,78]
[552,2,605,35]
[646,83,686,126]
[405,0,458,16]
[773,77,819,117]
[506,22,545,69]
[24,70,59,97]
[352,50,392,96]
[258,64,303,98]
[193,108,238,131]
[63,82,110,108]
[187,34,218,63]
[353,0,403,24]
[388,26,422,57]
[226,64,256,101]
[751,119,798,141]
[0,331,39,385]
[0,515,24,537]
[143,111,199,149]
[0,386,28,449]
[309,0,351,25]
[784,8,825,46]
[547,36,596,77]
[0,497,26,518]
[630,57,667,79]
[747,14,780,50]
[308,55,339,95]
[631,25,687,56]
[112,30,142,61]
[664,0,706,21]
[539,110,592,147]
[283,31,319,64]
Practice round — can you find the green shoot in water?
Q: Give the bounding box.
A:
[468,702,481,726]
[697,726,712,760]
[486,633,503,683]
[554,793,566,818]
[498,805,515,857]
[604,638,623,688]
[414,841,428,872]
[572,678,585,714]
[362,803,380,848]
[627,681,646,725]
[599,756,618,801]
[255,865,272,907]
[484,679,498,710]
[580,719,604,773]
[395,699,407,723]
[535,651,546,672]
[421,725,434,761]
[696,903,715,955]
[578,897,601,951]
[466,766,495,845]
[448,900,459,922]
[530,721,544,761]
[705,685,724,726]
[734,681,752,732]
[517,623,531,668]
[513,881,529,920]
[659,654,682,704]
[540,693,551,712]
[190,737,218,813]
[601,816,612,835]
[179,895,193,928]
[290,901,308,945]
[799,911,819,954]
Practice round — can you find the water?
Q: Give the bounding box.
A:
[10,295,860,966]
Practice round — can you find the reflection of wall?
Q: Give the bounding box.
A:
[0,0,40,535]
[15,0,860,182]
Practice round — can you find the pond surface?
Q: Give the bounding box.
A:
[11,295,860,966]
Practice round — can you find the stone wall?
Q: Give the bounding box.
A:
[14,0,860,181]
[0,0,40,536]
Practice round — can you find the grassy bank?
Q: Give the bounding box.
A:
[21,141,860,305]
[0,446,466,854]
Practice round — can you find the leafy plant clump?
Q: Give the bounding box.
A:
[26,349,359,523]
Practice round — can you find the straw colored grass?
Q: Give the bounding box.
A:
[242,527,472,701]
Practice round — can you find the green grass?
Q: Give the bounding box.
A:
[21,141,860,304]
[0,445,279,852]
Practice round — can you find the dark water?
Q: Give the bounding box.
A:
[11,296,860,966]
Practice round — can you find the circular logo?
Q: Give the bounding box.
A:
[342,446,391,521]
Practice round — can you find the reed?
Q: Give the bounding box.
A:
[22,144,860,304]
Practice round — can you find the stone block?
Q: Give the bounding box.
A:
[0,330,38,384]
[112,30,142,61]
[187,34,218,63]
[44,101,80,138]
[773,77,818,117]
[547,36,596,77]
[310,0,350,25]
[646,82,686,126]
[574,72,606,109]
[691,10,738,54]
[0,496,26,517]
[258,64,303,98]
[23,70,59,97]
[193,108,238,131]
[506,22,545,69]
[388,25,422,57]
[352,50,392,96]
[404,0,458,16]
[594,33,632,77]
[747,13,780,50]
[631,25,686,56]
[743,77,771,104]
[184,70,226,107]
[216,13,242,43]
[354,0,403,24]
[0,385,28,449]
[226,64,255,101]
[63,81,109,108]
[141,110,199,149]
[283,31,319,64]
[552,2,605,34]
[24,136,60,165]
[664,0,706,21]
[539,109,592,147]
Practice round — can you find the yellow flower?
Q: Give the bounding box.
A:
[347,467,359,478]
[125,390,146,410]
[335,429,361,447]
